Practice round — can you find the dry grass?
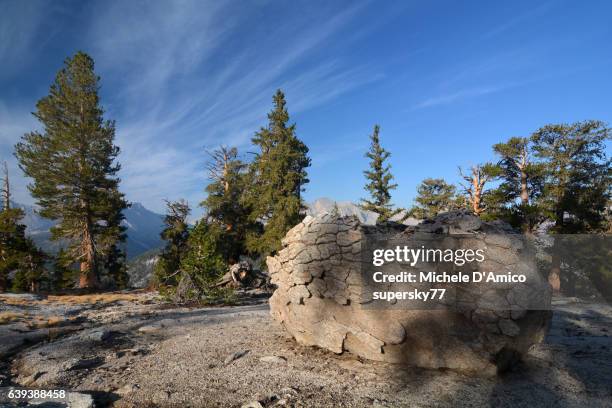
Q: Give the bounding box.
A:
[0,311,73,328]
[26,315,71,329]
[45,293,141,304]
[0,296,33,306]
[0,292,143,306]
[0,311,27,325]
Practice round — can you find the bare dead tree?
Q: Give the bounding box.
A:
[459,164,495,216]
[1,161,9,211]
[205,146,238,194]
[517,143,529,205]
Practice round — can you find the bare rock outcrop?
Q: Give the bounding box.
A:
[268,212,552,375]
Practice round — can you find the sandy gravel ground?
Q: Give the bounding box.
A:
[0,293,610,407]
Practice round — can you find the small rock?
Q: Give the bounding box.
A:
[241,402,264,408]
[30,391,94,408]
[21,371,44,386]
[138,324,161,333]
[81,329,112,342]
[339,359,364,371]
[128,347,147,356]
[69,357,104,370]
[259,355,287,364]
[66,392,95,408]
[158,319,177,328]
[225,350,249,365]
[117,383,140,395]
[280,386,299,397]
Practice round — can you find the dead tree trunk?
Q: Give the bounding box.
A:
[519,147,529,205]
[460,165,491,216]
[548,212,564,295]
[1,161,9,211]
[548,250,561,295]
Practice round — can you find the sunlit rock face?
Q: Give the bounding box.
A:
[268,211,551,376]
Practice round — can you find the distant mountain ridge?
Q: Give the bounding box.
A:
[12,201,165,259]
[125,197,420,288]
[306,198,419,226]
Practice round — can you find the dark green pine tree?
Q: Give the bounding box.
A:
[0,163,46,293]
[99,193,129,288]
[201,146,253,263]
[180,219,226,293]
[488,137,545,230]
[409,178,458,219]
[104,244,129,289]
[51,248,78,291]
[15,52,127,289]
[360,125,401,223]
[531,120,611,293]
[155,199,191,287]
[11,245,47,293]
[245,90,310,255]
[0,207,27,292]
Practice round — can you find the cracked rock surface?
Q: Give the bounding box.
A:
[268,212,552,375]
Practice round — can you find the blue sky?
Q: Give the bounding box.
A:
[1,0,611,216]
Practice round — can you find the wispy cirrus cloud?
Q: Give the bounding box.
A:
[413,84,512,109]
[411,45,540,110]
[0,101,38,204]
[0,1,47,79]
[481,2,553,40]
[84,0,378,213]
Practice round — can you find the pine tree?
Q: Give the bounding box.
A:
[201,146,252,263]
[458,163,499,216]
[11,245,46,293]
[99,194,129,288]
[0,207,26,292]
[105,244,129,289]
[409,178,458,219]
[488,137,545,230]
[180,220,226,292]
[52,248,77,291]
[0,162,13,291]
[155,200,191,287]
[245,90,310,255]
[531,120,611,293]
[0,163,46,293]
[15,52,127,289]
[360,125,401,223]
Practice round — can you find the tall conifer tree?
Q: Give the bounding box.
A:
[0,205,28,292]
[530,120,611,293]
[360,125,401,223]
[15,52,127,288]
[245,90,310,255]
[155,200,191,287]
[0,163,45,292]
[201,146,252,263]
[487,137,545,230]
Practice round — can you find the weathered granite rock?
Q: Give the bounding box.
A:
[268,211,551,375]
